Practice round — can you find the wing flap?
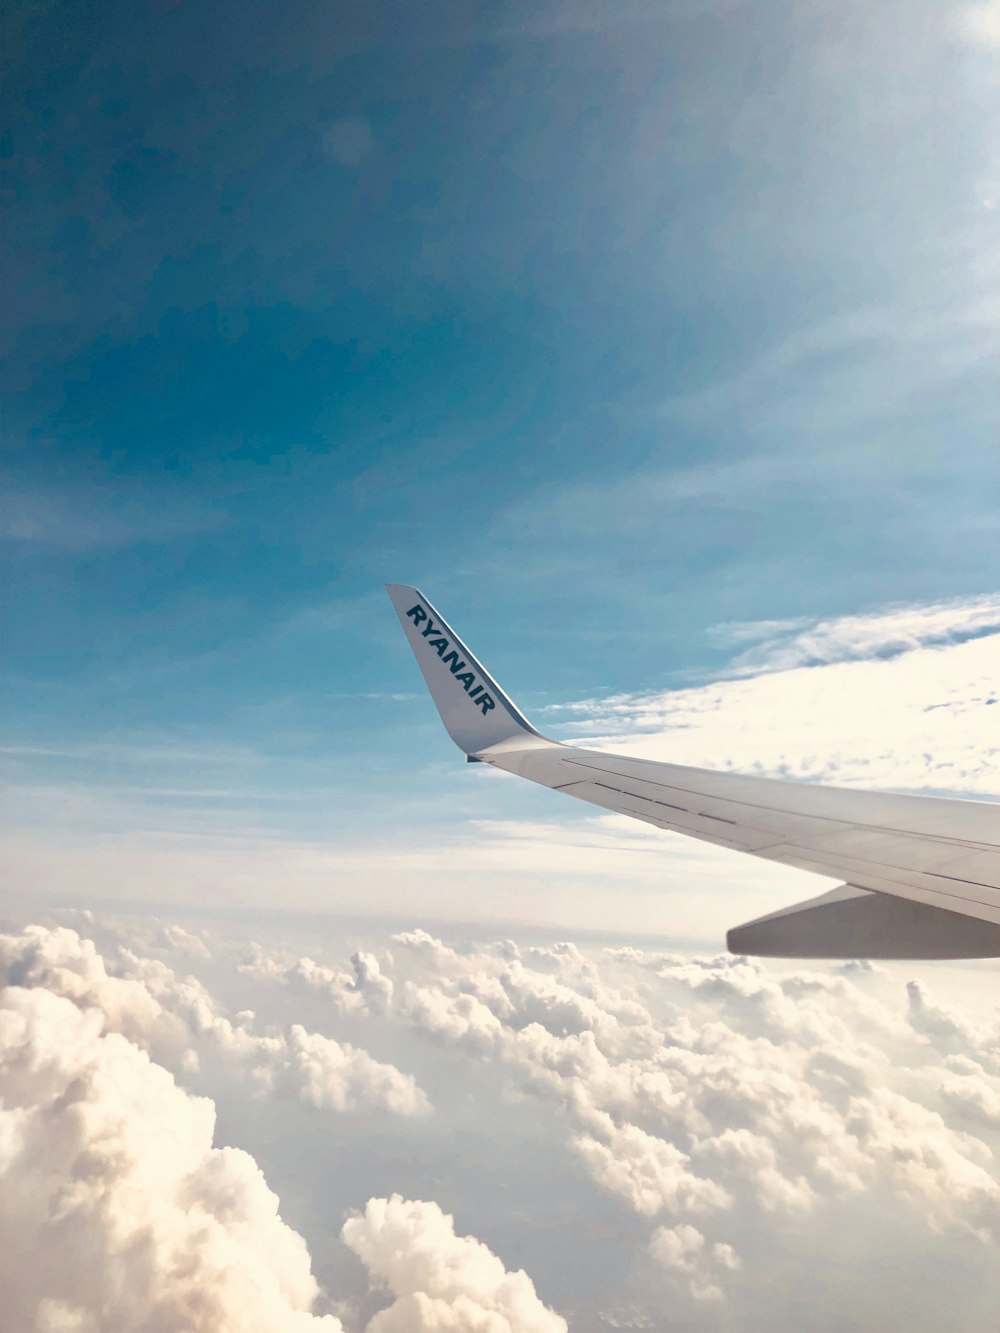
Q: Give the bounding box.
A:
[727,883,1000,960]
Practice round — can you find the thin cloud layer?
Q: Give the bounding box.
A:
[549,608,1000,792]
[959,0,1000,48]
[4,595,995,933]
[712,594,1000,675]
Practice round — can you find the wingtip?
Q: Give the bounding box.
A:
[385,581,424,604]
[385,584,545,754]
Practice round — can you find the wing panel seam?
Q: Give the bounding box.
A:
[560,757,999,849]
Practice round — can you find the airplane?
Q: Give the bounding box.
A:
[386,584,1000,960]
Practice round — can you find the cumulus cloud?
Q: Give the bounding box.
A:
[5,912,1000,1324]
[261,1024,429,1117]
[341,1196,567,1333]
[0,984,344,1332]
[240,943,394,1016]
[649,1223,740,1302]
[392,929,653,1058]
[0,968,558,1332]
[155,920,212,959]
[362,929,1000,1306]
[0,923,185,1055]
[938,1065,1000,1127]
[907,978,1000,1065]
[0,925,428,1118]
[572,1116,731,1218]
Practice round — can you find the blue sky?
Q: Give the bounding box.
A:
[3,0,999,927]
[2,10,1000,1327]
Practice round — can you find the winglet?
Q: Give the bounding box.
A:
[386,584,548,756]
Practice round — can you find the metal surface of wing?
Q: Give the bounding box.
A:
[726,883,1000,959]
[387,584,1000,958]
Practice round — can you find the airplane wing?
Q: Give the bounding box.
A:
[386,584,1000,960]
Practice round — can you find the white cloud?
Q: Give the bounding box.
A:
[938,1067,1000,1127]
[4,912,999,1323]
[240,943,394,1016]
[552,625,1000,793]
[372,930,1000,1307]
[906,978,1000,1066]
[0,925,428,1119]
[572,1117,731,1218]
[712,594,1000,675]
[5,597,996,938]
[341,1196,567,1333]
[845,1086,1000,1240]
[261,1024,429,1117]
[648,1223,740,1302]
[0,924,186,1056]
[156,921,212,958]
[1,960,562,1332]
[0,985,344,1332]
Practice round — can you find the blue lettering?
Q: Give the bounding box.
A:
[442,650,467,674]
[478,694,496,717]
[406,604,428,628]
[428,636,449,657]
[455,671,475,691]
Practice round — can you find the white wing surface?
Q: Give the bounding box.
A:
[386,584,1000,959]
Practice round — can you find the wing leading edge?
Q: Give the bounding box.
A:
[386,584,1000,960]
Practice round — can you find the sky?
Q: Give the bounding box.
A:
[2,1,1000,1330]
[3,0,1000,919]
